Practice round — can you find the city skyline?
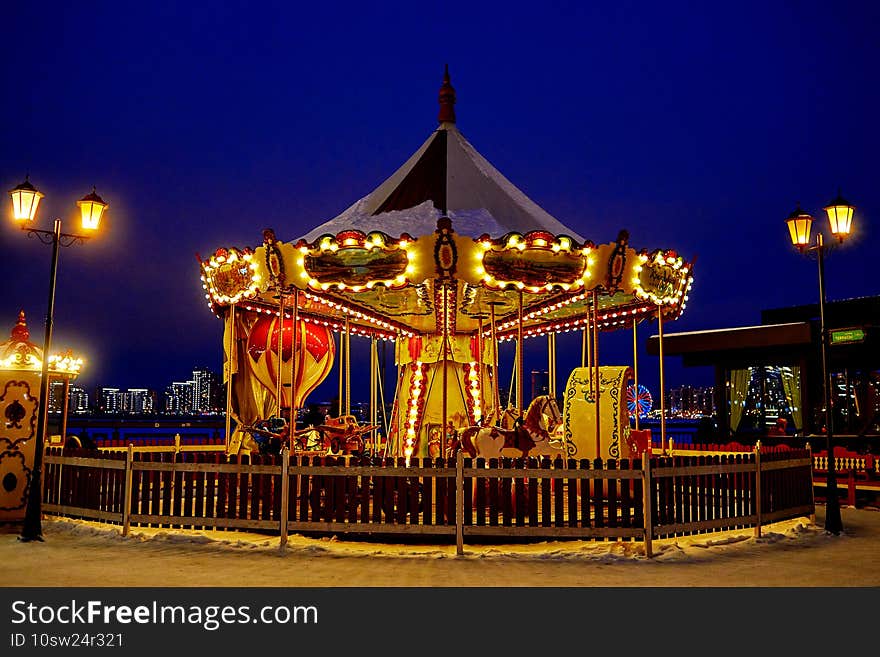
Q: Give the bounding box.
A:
[2,3,877,401]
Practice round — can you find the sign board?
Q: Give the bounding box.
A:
[829,327,866,345]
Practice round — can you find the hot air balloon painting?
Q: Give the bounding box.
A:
[246,314,335,410]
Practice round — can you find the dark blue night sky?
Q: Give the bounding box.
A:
[2,1,877,403]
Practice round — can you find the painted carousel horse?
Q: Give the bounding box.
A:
[452,395,566,460]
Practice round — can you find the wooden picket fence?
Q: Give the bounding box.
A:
[40,444,814,556]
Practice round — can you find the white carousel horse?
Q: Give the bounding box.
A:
[453,395,566,460]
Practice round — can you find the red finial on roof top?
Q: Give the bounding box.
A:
[11,310,29,342]
[438,64,456,124]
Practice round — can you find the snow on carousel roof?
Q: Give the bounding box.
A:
[300,67,584,243]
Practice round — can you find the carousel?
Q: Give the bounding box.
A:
[0,310,83,521]
[199,68,694,463]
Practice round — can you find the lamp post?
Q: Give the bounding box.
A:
[784,192,855,535]
[8,176,108,542]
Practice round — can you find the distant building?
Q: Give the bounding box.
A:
[192,367,220,413]
[96,387,121,414]
[165,381,194,414]
[47,381,89,414]
[121,388,155,414]
[48,381,65,412]
[68,385,89,414]
[666,385,715,418]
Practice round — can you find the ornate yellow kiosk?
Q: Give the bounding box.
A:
[0,311,82,522]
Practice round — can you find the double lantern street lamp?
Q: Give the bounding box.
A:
[785,192,855,536]
[8,176,108,542]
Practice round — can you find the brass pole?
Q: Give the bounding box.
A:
[345,314,351,417]
[442,285,449,457]
[658,304,667,448]
[476,314,484,424]
[517,290,524,417]
[275,291,285,414]
[632,318,639,431]
[593,289,600,458]
[337,327,343,419]
[289,290,299,442]
[225,303,236,449]
[581,326,587,369]
[490,302,501,424]
[370,336,377,446]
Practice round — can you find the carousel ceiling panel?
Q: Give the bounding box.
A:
[330,285,434,329]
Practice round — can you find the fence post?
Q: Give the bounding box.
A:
[279,447,290,550]
[173,433,181,463]
[754,440,762,538]
[456,450,464,556]
[806,442,816,523]
[642,456,653,558]
[122,444,133,537]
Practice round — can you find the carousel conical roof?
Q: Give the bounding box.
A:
[201,69,695,342]
[300,68,584,243]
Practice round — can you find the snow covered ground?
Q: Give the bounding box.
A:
[3,505,879,587]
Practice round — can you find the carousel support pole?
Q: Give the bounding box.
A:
[507,349,517,410]
[370,336,378,446]
[658,305,667,449]
[632,319,639,431]
[337,326,344,419]
[593,290,600,459]
[344,313,351,417]
[224,304,236,450]
[377,341,390,449]
[489,301,502,424]
[585,311,592,377]
[477,315,484,424]
[517,290,524,417]
[275,291,285,415]
[289,290,299,446]
[581,326,587,369]
[442,284,449,457]
[547,333,554,399]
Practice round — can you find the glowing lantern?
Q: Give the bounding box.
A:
[824,192,855,242]
[8,177,44,223]
[785,205,813,249]
[76,187,108,231]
